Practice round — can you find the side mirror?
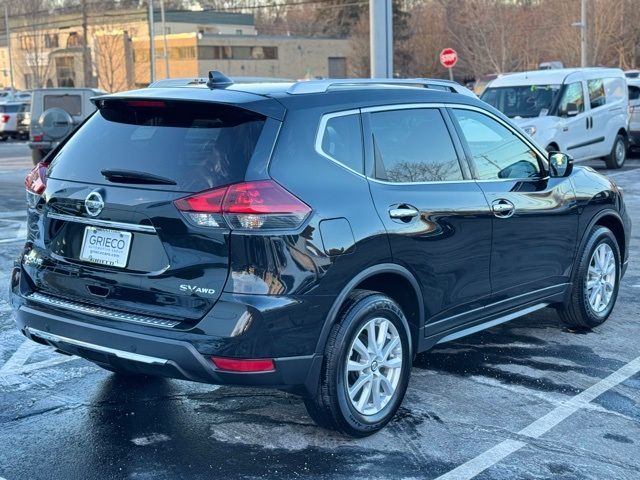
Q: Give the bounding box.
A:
[563,102,580,117]
[548,152,573,178]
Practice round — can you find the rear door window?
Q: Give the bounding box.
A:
[603,77,626,103]
[44,94,82,116]
[369,108,463,183]
[588,79,606,108]
[48,100,266,192]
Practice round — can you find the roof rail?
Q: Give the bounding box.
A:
[287,78,477,97]
[148,78,208,88]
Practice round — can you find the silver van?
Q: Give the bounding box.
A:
[29,88,105,164]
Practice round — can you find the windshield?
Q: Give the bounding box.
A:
[481,85,561,118]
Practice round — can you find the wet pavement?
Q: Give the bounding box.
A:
[1,145,639,479]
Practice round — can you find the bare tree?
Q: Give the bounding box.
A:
[93,27,132,92]
[12,0,54,88]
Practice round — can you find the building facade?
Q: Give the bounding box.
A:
[0,9,350,92]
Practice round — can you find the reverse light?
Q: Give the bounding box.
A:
[211,356,275,372]
[25,161,49,207]
[174,180,311,230]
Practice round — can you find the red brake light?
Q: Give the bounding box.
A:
[25,161,49,195]
[32,134,43,142]
[224,181,310,215]
[174,186,226,213]
[211,356,275,372]
[174,180,311,230]
[126,100,166,108]
[1,114,9,123]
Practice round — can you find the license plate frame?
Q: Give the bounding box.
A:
[79,226,132,269]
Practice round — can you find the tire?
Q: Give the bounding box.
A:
[604,134,626,169]
[304,289,412,437]
[31,148,42,166]
[557,226,621,329]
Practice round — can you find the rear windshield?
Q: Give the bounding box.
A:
[48,100,266,192]
[0,104,21,113]
[44,94,82,116]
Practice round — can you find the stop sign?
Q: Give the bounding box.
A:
[440,48,458,68]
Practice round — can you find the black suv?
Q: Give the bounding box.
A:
[12,73,631,437]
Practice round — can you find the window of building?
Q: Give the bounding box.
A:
[370,108,463,183]
[55,56,76,87]
[19,35,35,50]
[66,32,84,48]
[588,79,606,109]
[318,113,363,173]
[198,45,278,60]
[45,33,59,49]
[452,108,541,181]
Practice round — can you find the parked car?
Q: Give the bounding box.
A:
[0,102,30,141]
[13,73,630,437]
[481,68,629,168]
[16,103,30,140]
[628,78,640,150]
[28,87,105,165]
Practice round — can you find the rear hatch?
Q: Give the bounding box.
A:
[26,97,275,324]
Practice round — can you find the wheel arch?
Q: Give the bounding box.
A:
[315,264,424,358]
[577,209,626,271]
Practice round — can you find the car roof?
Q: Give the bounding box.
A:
[487,68,626,88]
[96,75,488,121]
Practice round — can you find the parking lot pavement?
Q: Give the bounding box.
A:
[0,146,639,480]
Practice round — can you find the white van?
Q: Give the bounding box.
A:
[481,68,629,168]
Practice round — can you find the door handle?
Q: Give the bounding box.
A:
[491,199,515,218]
[389,206,420,220]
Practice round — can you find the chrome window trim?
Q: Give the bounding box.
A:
[46,211,157,233]
[314,109,367,178]
[314,102,550,187]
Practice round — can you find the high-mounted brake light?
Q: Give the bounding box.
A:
[25,161,49,207]
[211,356,275,373]
[174,180,311,230]
[126,100,166,108]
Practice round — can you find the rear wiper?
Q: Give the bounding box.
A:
[101,169,177,185]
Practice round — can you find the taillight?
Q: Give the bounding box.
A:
[25,161,49,207]
[211,356,275,372]
[174,180,311,230]
[32,134,43,142]
[1,114,9,123]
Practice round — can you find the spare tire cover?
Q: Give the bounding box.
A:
[39,107,73,140]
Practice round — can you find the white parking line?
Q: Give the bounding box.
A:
[0,340,79,377]
[435,355,640,480]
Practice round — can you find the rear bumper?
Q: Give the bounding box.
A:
[14,302,322,395]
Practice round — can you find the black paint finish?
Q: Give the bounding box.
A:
[11,82,632,395]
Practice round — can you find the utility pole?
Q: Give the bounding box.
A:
[81,0,92,87]
[148,0,156,84]
[160,0,169,78]
[4,3,13,90]
[369,0,393,78]
[572,0,588,67]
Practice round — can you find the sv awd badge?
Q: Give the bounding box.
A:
[179,284,216,296]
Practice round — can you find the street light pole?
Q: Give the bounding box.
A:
[160,0,169,78]
[369,0,393,78]
[148,0,156,83]
[572,0,588,67]
[4,3,13,90]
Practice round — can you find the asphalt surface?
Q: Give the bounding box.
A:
[0,142,639,480]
